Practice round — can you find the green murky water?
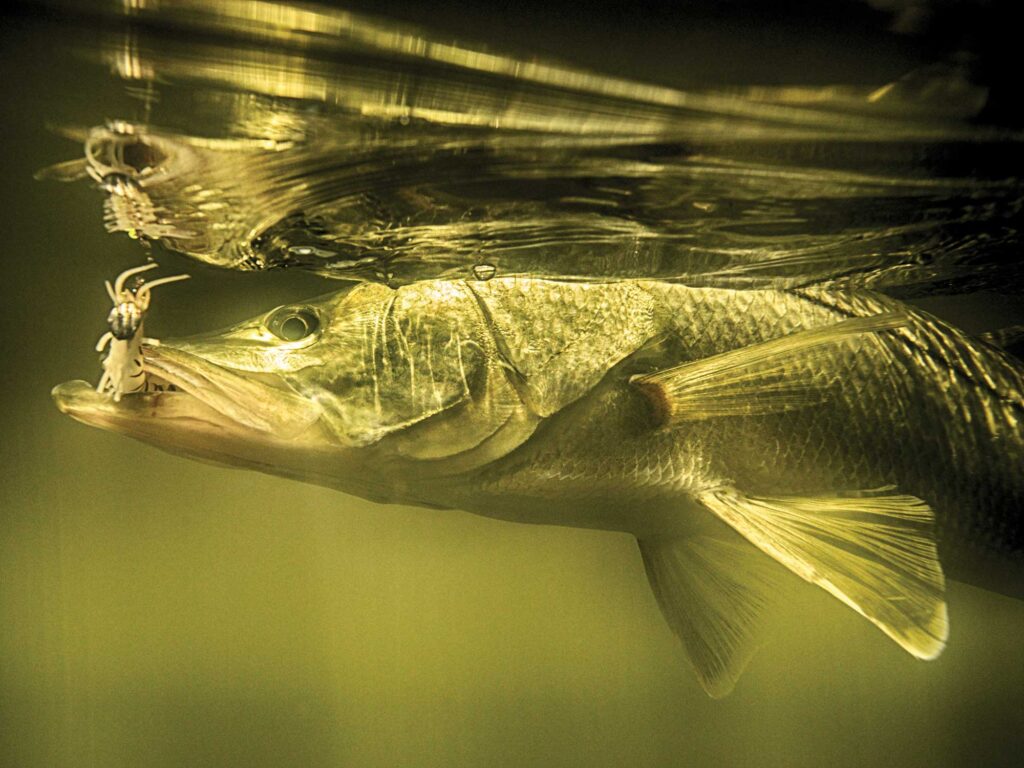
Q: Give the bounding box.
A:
[2,2,1023,766]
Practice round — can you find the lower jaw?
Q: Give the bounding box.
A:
[55,379,301,477]
[54,379,238,437]
[53,382,440,508]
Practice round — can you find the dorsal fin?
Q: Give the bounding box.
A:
[867,60,987,120]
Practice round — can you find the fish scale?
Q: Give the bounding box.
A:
[457,280,1024,591]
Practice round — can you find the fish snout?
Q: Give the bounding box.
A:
[141,345,322,438]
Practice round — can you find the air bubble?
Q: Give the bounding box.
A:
[472,263,497,281]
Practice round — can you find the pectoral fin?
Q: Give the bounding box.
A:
[637,535,781,698]
[630,312,908,423]
[698,487,948,659]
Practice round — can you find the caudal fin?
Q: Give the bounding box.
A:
[699,487,948,660]
[639,486,948,697]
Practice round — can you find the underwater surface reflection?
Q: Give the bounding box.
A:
[2,1,1024,766]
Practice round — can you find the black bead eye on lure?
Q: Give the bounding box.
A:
[95,263,189,401]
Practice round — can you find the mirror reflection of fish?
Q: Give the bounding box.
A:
[52,278,1023,696]
[37,119,1024,297]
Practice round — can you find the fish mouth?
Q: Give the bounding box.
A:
[52,344,323,444]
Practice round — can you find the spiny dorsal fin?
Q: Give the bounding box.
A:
[630,312,908,423]
[698,487,948,660]
[866,60,988,120]
[637,535,782,698]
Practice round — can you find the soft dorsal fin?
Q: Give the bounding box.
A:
[630,312,908,423]
[698,487,948,660]
[637,535,782,698]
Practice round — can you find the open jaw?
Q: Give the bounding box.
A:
[51,344,324,457]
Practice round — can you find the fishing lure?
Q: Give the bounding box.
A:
[95,263,189,401]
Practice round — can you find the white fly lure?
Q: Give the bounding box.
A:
[95,263,190,401]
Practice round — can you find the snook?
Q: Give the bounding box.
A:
[53,278,1024,696]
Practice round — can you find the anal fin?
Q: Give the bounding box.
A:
[698,487,948,660]
[638,535,781,698]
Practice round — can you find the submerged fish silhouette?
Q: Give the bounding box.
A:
[53,278,1024,696]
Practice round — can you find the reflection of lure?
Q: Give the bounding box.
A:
[95,263,190,401]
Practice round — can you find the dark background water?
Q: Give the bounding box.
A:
[2,3,1023,767]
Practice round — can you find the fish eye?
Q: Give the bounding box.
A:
[267,306,320,342]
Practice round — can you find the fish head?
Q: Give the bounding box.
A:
[53,280,530,504]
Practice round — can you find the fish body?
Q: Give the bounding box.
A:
[53,277,1024,695]
[444,282,1024,572]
